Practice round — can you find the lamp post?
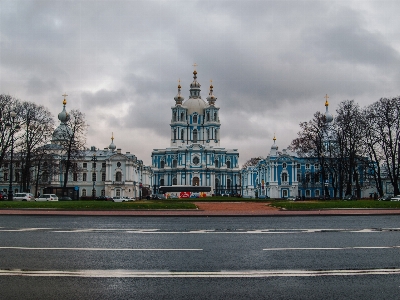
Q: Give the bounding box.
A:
[6,111,21,201]
[91,153,97,199]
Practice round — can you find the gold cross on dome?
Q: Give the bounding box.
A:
[324,94,329,101]
[192,63,198,70]
[62,93,68,99]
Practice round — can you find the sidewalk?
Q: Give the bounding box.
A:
[1,202,400,216]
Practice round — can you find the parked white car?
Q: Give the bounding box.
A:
[13,193,35,201]
[36,194,59,201]
[112,197,125,202]
[391,195,400,201]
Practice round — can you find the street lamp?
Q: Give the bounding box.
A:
[91,153,97,199]
[5,111,21,201]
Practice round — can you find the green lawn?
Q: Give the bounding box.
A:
[0,200,197,210]
[271,200,400,210]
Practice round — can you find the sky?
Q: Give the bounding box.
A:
[1,0,400,166]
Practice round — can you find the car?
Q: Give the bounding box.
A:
[59,196,72,201]
[13,193,35,201]
[111,197,125,202]
[378,196,391,201]
[122,196,135,201]
[0,191,7,200]
[96,195,112,201]
[36,194,58,201]
[343,194,356,201]
[168,194,179,199]
[151,194,166,200]
[391,195,400,201]
[286,196,296,201]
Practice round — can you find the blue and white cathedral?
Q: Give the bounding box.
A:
[151,69,240,195]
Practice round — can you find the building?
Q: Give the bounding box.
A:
[151,68,240,195]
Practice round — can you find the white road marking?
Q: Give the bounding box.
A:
[263,246,400,251]
[0,247,202,251]
[0,228,399,233]
[1,268,400,277]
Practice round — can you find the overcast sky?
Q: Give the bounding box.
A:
[1,0,400,166]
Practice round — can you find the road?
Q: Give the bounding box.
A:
[1,215,400,299]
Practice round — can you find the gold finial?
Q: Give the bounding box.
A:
[178,78,181,89]
[111,132,114,142]
[324,94,329,106]
[62,93,68,105]
[273,133,276,142]
[192,62,198,70]
[210,79,213,89]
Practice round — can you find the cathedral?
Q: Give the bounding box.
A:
[151,68,240,195]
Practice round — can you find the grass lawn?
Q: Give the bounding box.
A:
[271,200,400,210]
[0,200,197,210]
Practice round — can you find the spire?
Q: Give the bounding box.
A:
[271,133,278,150]
[324,94,333,123]
[174,79,184,105]
[206,79,217,106]
[58,93,70,123]
[109,132,116,151]
[189,63,201,98]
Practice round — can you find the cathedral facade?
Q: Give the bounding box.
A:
[151,69,240,195]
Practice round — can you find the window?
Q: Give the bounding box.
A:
[102,162,106,168]
[215,159,219,168]
[306,173,310,183]
[83,163,87,168]
[173,178,177,185]
[117,162,121,167]
[101,189,105,196]
[73,173,78,181]
[160,161,165,168]
[193,129,198,143]
[297,163,300,168]
[192,177,199,186]
[297,173,300,182]
[92,163,96,169]
[315,190,320,197]
[214,112,217,120]
[282,163,287,168]
[116,172,122,181]
[172,160,177,168]
[160,179,164,186]
[306,190,311,197]
[181,129,184,140]
[227,178,231,188]
[215,129,218,140]
[314,164,319,169]
[102,173,106,181]
[42,172,48,182]
[173,129,176,140]
[314,173,320,183]
[226,161,231,168]
[306,164,310,169]
[282,190,288,198]
[173,111,176,121]
[282,173,288,182]
[181,112,184,121]
[193,156,199,165]
[92,173,96,181]
[207,112,210,121]
[82,189,87,196]
[83,173,87,181]
[4,173,8,181]
[193,115,198,124]
[116,190,121,197]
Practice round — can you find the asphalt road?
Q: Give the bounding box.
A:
[1,215,400,299]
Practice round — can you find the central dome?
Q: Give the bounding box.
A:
[182,97,208,115]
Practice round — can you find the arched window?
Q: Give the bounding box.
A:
[215,129,218,140]
[193,177,200,186]
[297,173,301,182]
[215,159,219,168]
[83,173,87,181]
[82,189,87,196]
[160,178,164,186]
[207,112,210,121]
[181,129,184,140]
[207,129,210,139]
[226,161,231,168]
[160,161,165,168]
[173,111,176,121]
[193,115,198,124]
[193,129,198,143]
[172,159,177,168]
[214,112,217,120]
[282,173,288,182]
[173,177,177,185]
[181,112,184,121]
[282,163,287,168]
[173,129,176,140]
[116,171,122,181]
[227,178,231,189]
